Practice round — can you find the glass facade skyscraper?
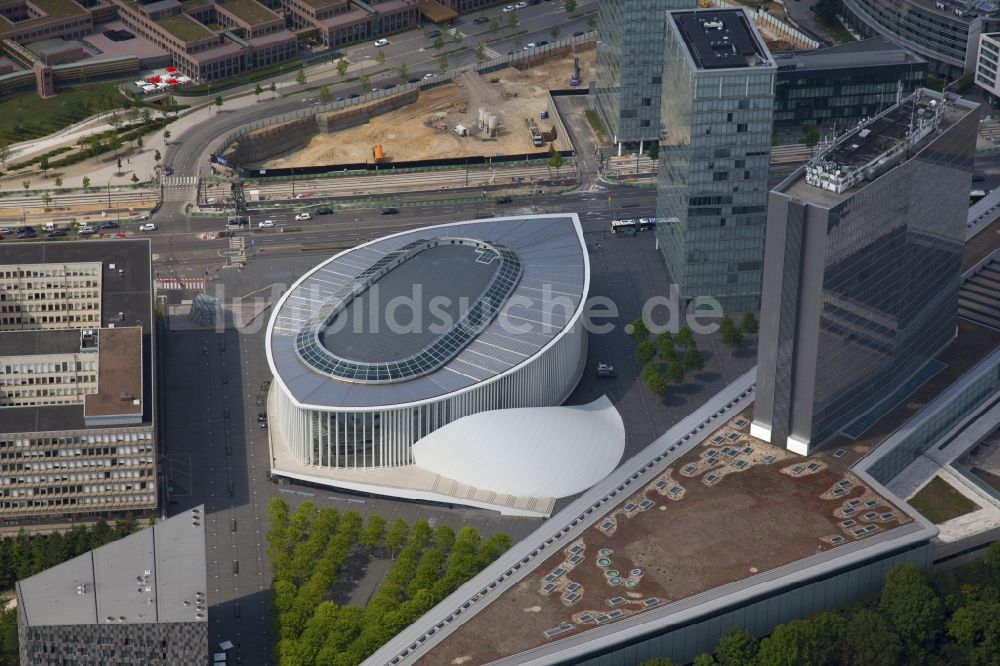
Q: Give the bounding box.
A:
[753,89,981,455]
[595,0,694,152]
[655,9,776,313]
[773,38,927,137]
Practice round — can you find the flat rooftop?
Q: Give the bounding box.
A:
[156,12,215,42]
[85,327,142,417]
[215,0,280,25]
[671,9,771,70]
[0,239,153,332]
[779,89,979,205]
[773,37,926,72]
[16,506,208,626]
[320,243,501,364]
[416,410,916,663]
[0,328,80,357]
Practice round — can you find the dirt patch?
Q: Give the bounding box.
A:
[263,48,594,168]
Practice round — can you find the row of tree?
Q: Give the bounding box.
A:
[267,498,511,666]
[639,545,1000,666]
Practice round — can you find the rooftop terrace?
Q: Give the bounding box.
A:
[415,409,917,664]
[671,9,771,70]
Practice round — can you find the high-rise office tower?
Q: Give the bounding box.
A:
[753,89,980,455]
[595,0,695,156]
[655,8,776,313]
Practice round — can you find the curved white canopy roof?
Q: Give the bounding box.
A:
[412,396,625,498]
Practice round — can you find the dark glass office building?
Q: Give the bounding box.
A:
[655,8,776,313]
[753,89,980,455]
[595,0,695,153]
[773,38,928,138]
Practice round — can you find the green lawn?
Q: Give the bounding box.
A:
[584,109,605,141]
[216,0,279,25]
[0,83,127,144]
[156,13,215,42]
[909,475,980,524]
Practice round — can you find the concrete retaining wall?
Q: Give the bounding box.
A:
[224,115,318,166]
[316,88,419,133]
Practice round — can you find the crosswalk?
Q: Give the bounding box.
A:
[155,277,206,291]
[483,45,502,59]
[162,176,198,188]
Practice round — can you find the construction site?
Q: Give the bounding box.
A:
[246,48,592,169]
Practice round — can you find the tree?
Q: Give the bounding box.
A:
[116,157,122,173]
[385,518,408,558]
[22,180,30,191]
[629,316,649,341]
[646,142,659,160]
[437,52,448,72]
[656,331,675,359]
[716,627,758,666]
[451,29,462,44]
[136,136,143,151]
[41,192,52,210]
[842,608,903,666]
[131,173,139,184]
[490,18,501,35]
[665,359,684,385]
[398,63,408,82]
[692,656,715,666]
[756,619,818,666]
[644,364,668,395]
[359,75,371,93]
[254,83,263,102]
[39,156,48,177]
[639,659,675,666]
[337,58,349,77]
[108,112,123,132]
[550,25,560,40]
[878,563,944,656]
[54,177,62,188]
[635,340,655,364]
[154,150,161,165]
[507,11,518,28]
[82,176,90,190]
[164,129,171,142]
[375,49,385,65]
[549,147,563,171]
[270,81,277,99]
[683,346,704,373]
[740,312,759,336]
[358,514,386,550]
[214,95,224,113]
[676,326,695,349]
[433,36,445,49]
[718,316,743,351]
[564,0,577,13]
[319,84,333,105]
[803,125,820,149]
[295,69,307,87]
[475,42,486,61]
[513,34,523,50]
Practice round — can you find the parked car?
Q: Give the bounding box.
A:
[257,412,267,422]
[100,221,119,229]
[474,15,489,24]
[349,93,360,98]
[424,72,436,79]
[316,207,333,215]
[78,226,96,235]
[596,362,617,379]
[515,1,528,8]
[427,30,441,38]
[523,42,537,50]
[374,38,389,47]
[335,96,345,102]
[139,223,157,232]
[536,40,549,46]
[496,196,513,204]
[502,4,515,11]
[383,83,397,90]
[379,207,399,215]
[163,165,174,176]
[16,229,36,239]
[294,212,311,221]
[529,0,541,5]
[0,226,13,234]
[46,229,68,237]
[258,219,276,228]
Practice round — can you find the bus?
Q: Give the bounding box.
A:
[610,218,657,235]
